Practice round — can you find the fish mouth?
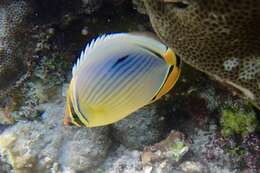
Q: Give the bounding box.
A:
[64,106,73,126]
[64,104,83,127]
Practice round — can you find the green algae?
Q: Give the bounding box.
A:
[94,168,105,173]
[221,108,258,137]
[228,146,246,160]
[168,140,189,162]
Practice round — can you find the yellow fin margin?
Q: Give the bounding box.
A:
[164,48,176,65]
[153,48,181,101]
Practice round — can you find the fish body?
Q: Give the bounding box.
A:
[143,0,260,109]
[65,33,181,127]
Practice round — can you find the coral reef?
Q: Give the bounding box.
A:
[0,0,30,95]
[0,102,111,173]
[0,1,259,173]
[143,0,260,109]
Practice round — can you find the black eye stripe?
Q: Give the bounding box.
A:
[69,97,85,126]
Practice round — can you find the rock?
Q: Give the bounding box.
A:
[96,145,143,173]
[132,0,146,14]
[0,101,111,173]
[81,0,103,14]
[190,124,238,173]
[111,103,168,150]
[180,161,204,173]
[60,127,111,171]
[82,0,127,14]
[141,130,191,173]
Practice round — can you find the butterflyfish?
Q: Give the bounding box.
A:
[64,33,181,127]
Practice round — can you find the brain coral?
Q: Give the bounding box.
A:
[143,0,260,109]
[0,0,29,95]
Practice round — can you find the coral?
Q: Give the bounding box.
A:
[0,0,30,95]
[143,0,260,109]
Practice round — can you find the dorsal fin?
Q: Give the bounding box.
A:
[72,34,112,76]
[71,32,167,76]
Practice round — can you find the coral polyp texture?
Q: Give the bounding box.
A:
[0,0,29,94]
[143,0,260,109]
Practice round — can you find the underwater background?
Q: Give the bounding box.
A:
[0,0,259,172]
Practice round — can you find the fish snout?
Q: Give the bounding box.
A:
[64,107,73,126]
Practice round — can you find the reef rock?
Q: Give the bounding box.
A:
[111,102,168,150]
[97,145,143,173]
[132,0,146,14]
[0,101,111,173]
[141,130,191,173]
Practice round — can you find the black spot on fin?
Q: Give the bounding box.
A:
[112,55,129,68]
